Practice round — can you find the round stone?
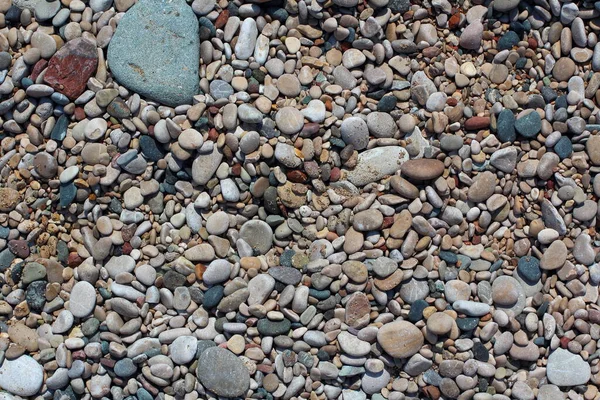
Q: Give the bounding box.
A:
[341,117,369,150]
[377,321,424,358]
[275,107,304,135]
[426,312,454,335]
[238,220,273,255]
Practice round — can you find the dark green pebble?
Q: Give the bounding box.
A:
[456,317,479,331]
[50,114,68,141]
[257,318,291,336]
[472,342,489,361]
[517,256,541,283]
[203,285,224,309]
[497,31,520,50]
[139,135,164,162]
[515,111,541,138]
[408,299,428,322]
[136,388,153,400]
[26,280,46,311]
[99,287,111,299]
[309,288,330,300]
[59,182,77,208]
[280,249,295,268]
[377,95,397,112]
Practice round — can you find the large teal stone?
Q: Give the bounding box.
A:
[107,0,199,106]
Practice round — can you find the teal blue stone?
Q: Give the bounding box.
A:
[554,136,572,159]
[497,31,519,50]
[456,317,479,331]
[139,135,164,162]
[496,109,516,143]
[439,251,458,264]
[51,114,69,141]
[99,287,111,299]
[515,111,541,138]
[378,95,397,112]
[136,389,153,400]
[107,0,199,106]
[59,182,76,208]
[309,288,330,300]
[0,226,9,239]
[517,256,541,283]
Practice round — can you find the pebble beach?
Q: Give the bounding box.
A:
[0,0,599,399]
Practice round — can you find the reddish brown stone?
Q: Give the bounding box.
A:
[464,116,490,130]
[73,107,86,121]
[527,37,538,50]
[330,167,341,182]
[215,10,229,29]
[287,170,307,183]
[44,38,98,100]
[67,252,83,267]
[122,242,132,255]
[448,13,461,29]
[30,59,48,81]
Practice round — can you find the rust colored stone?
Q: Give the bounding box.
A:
[44,38,98,100]
[30,59,48,81]
[287,170,308,183]
[215,10,229,29]
[464,116,490,130]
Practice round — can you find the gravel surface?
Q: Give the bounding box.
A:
[0,0,599,399]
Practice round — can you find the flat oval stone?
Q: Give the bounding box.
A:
[197,347,250,397]
[401,159,445,181]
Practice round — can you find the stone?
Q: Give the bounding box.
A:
[70,281,97,318]
[540,241,567,270]
[239,220,273,255]
[235,18,258,60]
[43,38,98,100]
[169,336,197,364]
[515,111,542,138]
[377,321,423,358]
[107,0,199,106]
[0,355,44,396]
[426,312,454,335]
[497,109,516,143]
[346,146,409,186]
[192,147,223,186]
[341,117,369,150]
[0,188,20,212]
[401,159,445,181]
[553,57,576,82]
[547,348,591,386]
[467,171,496,203]
[460,21,483,50]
